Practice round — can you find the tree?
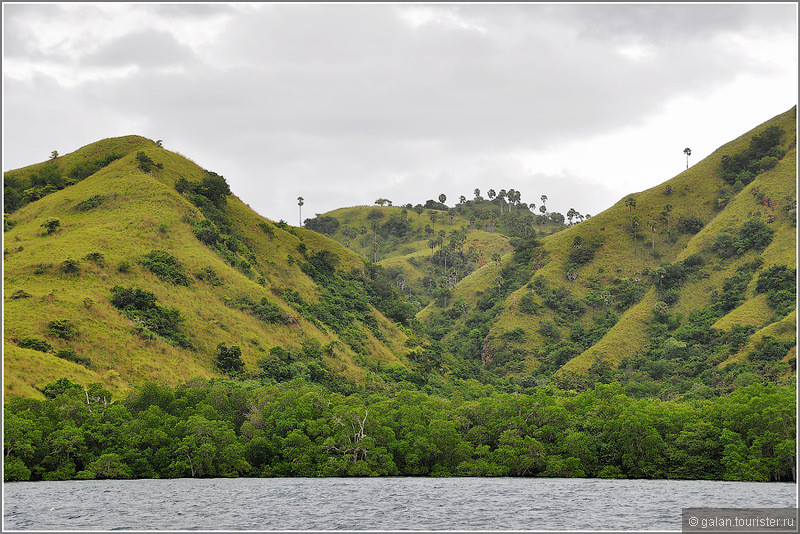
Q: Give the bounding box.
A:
[155,140,163,147]
[474,188,481,200]
[540,194,547,207]
[684,147,692,169]
[459,195,466,205]
[297,197,304,226]
[648,220,657,248]
[487,189,496,200]
[215,343,244,375]
[438,193,447,206]
[50,150,59,160]
[662,204,673,231]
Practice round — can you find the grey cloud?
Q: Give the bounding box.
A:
[81,30,198,68]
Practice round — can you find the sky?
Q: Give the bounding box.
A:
[2,2,797,226]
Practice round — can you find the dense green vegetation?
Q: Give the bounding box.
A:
[4,378,794,482]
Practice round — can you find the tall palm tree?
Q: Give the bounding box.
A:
[684,147,692,169]
[297,196,304,226]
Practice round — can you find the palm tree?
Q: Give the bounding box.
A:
[459,195,466,205]
[663,204,673,231]
[438,193,447,206]
[487,189,496,201]
[297,196,304,226]
[684,147,692,169]
[540,194,547,207]
[474,188,481,200]
[648,220,657,248]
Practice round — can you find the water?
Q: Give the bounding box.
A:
[3,477,796,531]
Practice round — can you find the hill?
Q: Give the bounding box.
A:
[417,107,796,395]
[3,137,419,399]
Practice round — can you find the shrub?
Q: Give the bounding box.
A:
[500,327,526,343]
[42,377,82,399]
[215,343,244,375]
[74,195,105,212]
[136,151,156,173]
[140,250,191,285]
[41,219,61,235]
[17,338,52,352]
[196,266,223,286]
[9,289,32,299]
[59,258,81,274]
[304,215,340,236]
[734,219,774,254]
[711,233,736,258]
[55,348,92,368]
[676,215,704,235]
[85,251,105,266]
[519,292,539,315]
[47,319,79,340]
[117,261,132,273]
[110,286,190,347]
[748,337,792,362]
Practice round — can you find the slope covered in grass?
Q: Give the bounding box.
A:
[4,137,414,399]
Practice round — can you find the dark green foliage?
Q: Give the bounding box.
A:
[215,344,244,375]
[734,219,774,254]
[3,378,795,481]
[720,126,784,184]
[17,338,53,352]
[676,215,704,234]
[177,171,231,209]
[380,215,413,238]
[75,195,105,211]
[566,235,605,267]
[196,266,223,286]
[500,327,526,343]
[41,377,82,399]
[55,349,93,368]
[140,250,191,286]
[85,252,105,266]
[228,294,291,325]
[68,154,121,182]
[41,219,61,235]
[304,215,340,235]
[755,265,796,316]
[47,319,79,340]
[748,337,793,362]
[519,292,540,315]
[135,151,156,173]
[9,289,32,299]
[117,261,132,273]
[110,286,190,348]
[711,220,774,258]
[59,258,80,275]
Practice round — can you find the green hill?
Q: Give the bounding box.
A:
[418,107,796,393]
[3,136,416,399]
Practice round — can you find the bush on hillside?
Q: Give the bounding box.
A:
[140,250,191,286]
[303,215,340,235]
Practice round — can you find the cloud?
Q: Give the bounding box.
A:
[2,3,796,226]
[81,30,198,69]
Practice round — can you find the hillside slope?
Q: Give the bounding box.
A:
[3,137,414,399]
[421,107,796,388]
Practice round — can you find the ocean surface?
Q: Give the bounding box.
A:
[3,477,796,531]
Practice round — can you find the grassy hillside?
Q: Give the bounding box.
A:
[4,137,415,399]
[419,107,796,392]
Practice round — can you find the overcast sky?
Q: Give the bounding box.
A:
[3,3,797,225]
